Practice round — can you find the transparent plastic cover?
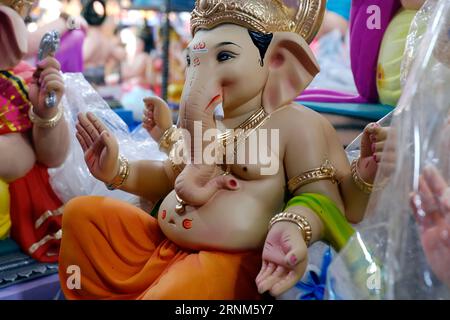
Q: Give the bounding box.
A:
[327,0,450,299]
[48,73,166,207]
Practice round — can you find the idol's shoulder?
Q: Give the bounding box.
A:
[265,102,330,134]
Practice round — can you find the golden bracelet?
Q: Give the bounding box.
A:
[351,158,374,194]
[269,212,313,246]
[287,160,338,194]
[105,155,130,190]
[168,140,185,176]
[28,105,63,129]
[168,155,183,176]
[159,125,177,153]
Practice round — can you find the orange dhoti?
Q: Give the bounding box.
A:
[58,196,262,300]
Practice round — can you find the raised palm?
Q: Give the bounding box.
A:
[75,112,119,184]
[256,221,308,296]
[142,96,173,142]
[359,123,391,183]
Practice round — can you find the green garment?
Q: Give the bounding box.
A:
[285,193,355,251]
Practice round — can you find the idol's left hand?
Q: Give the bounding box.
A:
[358,123,391,183]
[256,221,308,296]
[29,56,65,119]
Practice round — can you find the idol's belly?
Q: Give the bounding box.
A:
[158,179,285,252]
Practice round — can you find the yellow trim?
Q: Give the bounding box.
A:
[0,179,11,240]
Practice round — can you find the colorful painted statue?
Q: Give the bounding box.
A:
[376,0,426,106]
[0,0,69,262]
[59,0,387,299]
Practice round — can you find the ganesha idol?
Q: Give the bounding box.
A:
[60,0,388,299]
[0,0,69,262]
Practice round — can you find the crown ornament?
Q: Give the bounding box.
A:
[190,0,325,43]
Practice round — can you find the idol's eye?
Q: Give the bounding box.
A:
[217,51,236,63]
[186,55,191,66]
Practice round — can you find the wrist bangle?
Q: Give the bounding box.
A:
[351,158,374,194]
[159,125,177,153]
[28,105,63,128]
[105,155,130,190]
[269,212,313,246]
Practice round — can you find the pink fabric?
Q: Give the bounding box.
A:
[55,29,86,73]
[0,66,33,134]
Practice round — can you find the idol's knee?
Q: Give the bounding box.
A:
[62,196,103,231]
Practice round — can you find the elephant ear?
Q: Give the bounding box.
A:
[0,5,28,70]
[262,32,319,113]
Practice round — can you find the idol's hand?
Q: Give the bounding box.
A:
[410,165,450,287]
[76,112,119,184]
[358,123,391,183]
[142,96,173,142]
[256,221,308,296]
[29,56,64,119]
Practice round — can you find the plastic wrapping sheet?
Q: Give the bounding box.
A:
[401,0,437,88]
[326,0,450,299]
[48,73,166,206]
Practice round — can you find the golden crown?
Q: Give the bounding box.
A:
[0,0,35,13]
[190,0,325,43]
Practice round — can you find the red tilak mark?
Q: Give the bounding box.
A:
[205,94,221,111]
[182,219,193,229]
[161,210,167,219]
[193,41,206,50]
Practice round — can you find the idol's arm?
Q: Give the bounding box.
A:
[283,112,347,219]
[322,120,385,224]
[29,56,70,168]
[117,159,176,203]
[32,114,70,168]
[75,112,177,204]
[257,111,346,296]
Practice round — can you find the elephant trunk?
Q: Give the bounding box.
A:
[174,77,239,207]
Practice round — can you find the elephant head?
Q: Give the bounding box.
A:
[174,23,319,206]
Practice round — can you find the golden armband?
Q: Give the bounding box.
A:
[287,160,338,194]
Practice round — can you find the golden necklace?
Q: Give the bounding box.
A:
[217,106,270,151]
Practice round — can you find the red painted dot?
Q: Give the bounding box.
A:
[161,210,167,219]
[229,179,237,188]
[182,219,193,229]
